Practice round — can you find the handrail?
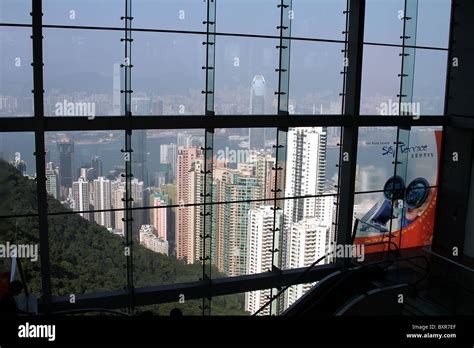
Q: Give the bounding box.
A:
[335,255,432,316]
[254,251,429,316]
[252,239,401,316]
[253,252,334,316]
[297,254,430,317]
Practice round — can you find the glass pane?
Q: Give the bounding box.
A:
[217,0,279,37]
[133,33,206,115]
[215,37,279,115]
[43,0,123,27]
[43,29,122,117]
[291,0,347,41]
[0,27,34,117]
[0,0,31,24]
[416,0,451,49]
[289,41,344,115]
[412,49,448,115]
[361,45,401,115]
[133,0,207,31]
[364,0,405,45]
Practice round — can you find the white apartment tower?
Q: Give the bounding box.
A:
[72,177,91,221]
[93,176,112,229]
[283,218,329,309]
[245,206,283,315]
[280,127,330,311]
[284,127,327,223]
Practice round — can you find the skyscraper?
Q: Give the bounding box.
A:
[131,129,148,188]
[246,205,283,315]
[112,186,126,236]
[213,164,260,276]
[283,218,329,309]
[176,147,198,262]
[150,192,168,240]
[72,177,91,221]
[57,136,75,199]
[12,152,26,175]
[177,132,193,148]
[110,177,143,236]
[45,162,59,199]
[249,75,266,151]
[93,176,112,229]
[160,143,178,178]
[91,156,103,179]
[283,127,327,224]
[248,150,276,201]
[131,98,151,188]
[280,127,330,311]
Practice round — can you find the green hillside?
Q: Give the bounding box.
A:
[0,160,247,315]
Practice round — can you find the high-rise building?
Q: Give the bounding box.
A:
[189,156,207,265]
[12,152,26,175]
[92,176,112,229]
[176,147,198,262]
[152,99,164,115]
[110,177,143,236]
[283,218,329,310]
[248,150,276,201]
[150,192,168,240]
[131,129,148,188]
[160,143,178,177]
[153,171,166,187]
[57,136,75,199]
[79,167,95,182]
[72,177,91,221]
[45,162,59,199]
[177,132,193,148]
[281,127,329,310]
[284,127,327,224]
[112,185,126,236]
[246,205,283,315]
[130,98,150,188]
[213,164,260,276]
[91,156,103,179]
[249,75,266,150]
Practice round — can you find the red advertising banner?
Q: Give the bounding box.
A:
[355,130,442,252]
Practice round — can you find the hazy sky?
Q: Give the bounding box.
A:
[0,0,451,111]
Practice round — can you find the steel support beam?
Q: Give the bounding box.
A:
[0,115,447,133]
[31,0,52,313]
[46,263,339,312]
[336,0,365,258]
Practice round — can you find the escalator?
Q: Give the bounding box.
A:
[282,256,426,316]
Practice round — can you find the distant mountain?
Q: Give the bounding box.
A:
[0,160,246,315]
